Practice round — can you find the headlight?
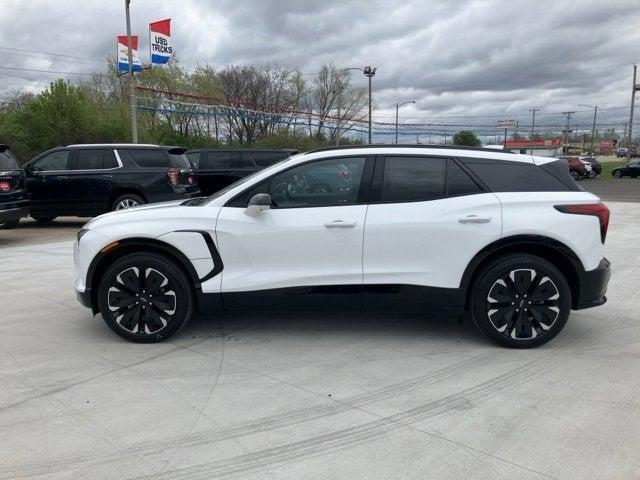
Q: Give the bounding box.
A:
[77,229,90,242]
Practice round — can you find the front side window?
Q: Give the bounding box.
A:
[230,157,366,208]
[75,149,105,170]
[32,150,69,171]
[381,156,446,202]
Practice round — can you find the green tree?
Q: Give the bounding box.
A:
[452,130,481,147]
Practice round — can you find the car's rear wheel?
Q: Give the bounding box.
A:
[32,216,57,224]
[112,193,145,211]
[471,254,571,348]
[0,219,20,229]
[613,170,623,178]
[97,253,194,343]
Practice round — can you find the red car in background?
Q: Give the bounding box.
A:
[557,156,592,180]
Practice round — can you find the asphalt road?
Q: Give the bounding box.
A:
[0,202,639,479]
[581,176,640,202]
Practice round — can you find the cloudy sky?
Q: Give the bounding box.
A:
[1,0,639,141]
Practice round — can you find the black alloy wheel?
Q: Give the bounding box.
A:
[98,253,193,342]
[472,254,571,348]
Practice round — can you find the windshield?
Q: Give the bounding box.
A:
[203,154,298,204]
[0,149,19,169]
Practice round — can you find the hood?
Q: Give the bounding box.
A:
[84,199,213,232]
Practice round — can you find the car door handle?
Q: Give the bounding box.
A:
[55,176,68,180]
[101,174,114,179]
[458,215,491,224]
[324,220,357,229]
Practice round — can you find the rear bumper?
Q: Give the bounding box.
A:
[0,204,29,223]
[574,258,611,310]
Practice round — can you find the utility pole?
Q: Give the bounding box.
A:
[124,0,138,143]
[345,66,377,144]
[444,130,448,145]
[579,104,598,155]
[562,111,575,154]
[627,64,639,160]
[335,80,343,146]
[394,100,415,144]
[528,108,540,154]
[503,128,507,148]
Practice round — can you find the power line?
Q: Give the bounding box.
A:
[0,66,108,77]
[0,46,99,62]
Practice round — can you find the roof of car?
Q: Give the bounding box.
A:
[187,147,292,152]
[66,143,162,148]
[307,144,515,155]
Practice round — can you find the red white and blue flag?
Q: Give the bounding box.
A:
[117,35,142,73]
[149,19,172,64]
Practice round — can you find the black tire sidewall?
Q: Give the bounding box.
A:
[97,253,193,343]
[471,254,571,348]
[32,216,57,224]
[112,194,145,211]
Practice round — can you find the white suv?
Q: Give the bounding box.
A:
[74,146,611,348]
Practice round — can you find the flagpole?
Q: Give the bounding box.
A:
[125,0,138,143]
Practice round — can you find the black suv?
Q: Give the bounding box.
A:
[0,144,30,228]
[186,148,296,195]
[23,144,199,222]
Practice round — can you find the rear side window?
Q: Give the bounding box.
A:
[186,152,200,168]
[75,149,104,170]
[0,150,19,169]
[461,159,569,192]
[206,151,237,169]
[121,149,168,168]
[381,156,446,202]
[244,151,289,167]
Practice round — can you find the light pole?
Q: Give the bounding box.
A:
[345,66,377,143]
[579,104,598,155]
[124,0,138,143]
[562,111,575,154]
[394,100,415,144]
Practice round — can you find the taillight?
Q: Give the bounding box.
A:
[166,168,180,186]
[0,181,10,192]
[188,175,194,185]
[554,203,610,243]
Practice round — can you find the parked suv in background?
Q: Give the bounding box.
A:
[0,144,29,228]
[558,155,591,180]
[23,144,199,223]
[74,145,611,348]
[186,148,296,195]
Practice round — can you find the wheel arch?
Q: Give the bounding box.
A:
[86,237,200,314]
[461,235,584,310]
[109,188,147,210]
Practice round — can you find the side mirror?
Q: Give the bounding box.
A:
[245,193,271,216]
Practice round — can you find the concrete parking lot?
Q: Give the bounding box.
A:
[0,202,639,479]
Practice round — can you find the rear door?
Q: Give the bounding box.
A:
[67,148,119,214]
[362,155,502,310]
[24,149,71,215]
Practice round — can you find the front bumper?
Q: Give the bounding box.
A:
[574,258,611,310]
[76,289,92,309]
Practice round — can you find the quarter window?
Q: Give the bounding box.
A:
[121,149,168,168]
[32,150,69,171]
[206,151,237,169]
[381,156,446,202]
[461,160,567,192]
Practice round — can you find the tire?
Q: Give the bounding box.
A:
[97,252,194,343]
[310,183,332,194]
[0,219,20,229]
[613,170,622,178]
[32,216,57,224]
[569,171,579,180]
[112,193,145,211]
[588,171,597,179]
[470,254,571,348]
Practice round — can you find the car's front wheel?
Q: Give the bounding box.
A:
[97,253,194,343]
[613,170,623,178]
[471,254,571,348]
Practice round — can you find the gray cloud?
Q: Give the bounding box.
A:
[0,0,638,140]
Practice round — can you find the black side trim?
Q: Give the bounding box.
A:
[222,284,362,311]
[174,230,224,282]
[363,284,465,312]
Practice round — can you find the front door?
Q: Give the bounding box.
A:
[215,155,372,310]
[67,148,118,214]
[25,149,71,215]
